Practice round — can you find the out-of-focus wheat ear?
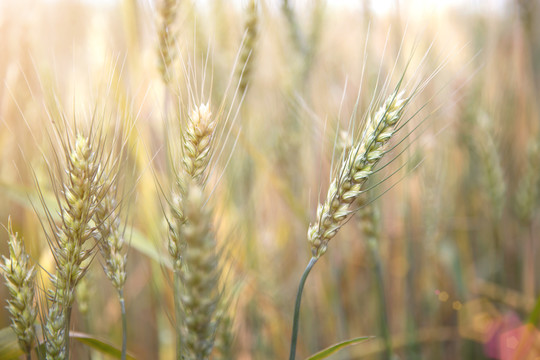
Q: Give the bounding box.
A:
[95,175,129,359]
[236,0,258,97]
[76,272,90,316]
[473,112,506,220]
[0,218,37,358]
[157,0,179,85]
[515,140,540,225]
[96,180,127,292]
[308,90,408,259]
[358,199,393,359]
[168,186,184,272]
[213,311,235,360]
[281,0,307,57]
[181,181,221,359]
[515,138,540,299]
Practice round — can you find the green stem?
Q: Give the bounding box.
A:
[119,290,127,360]
[65,306,72,360]
[527,295,540,326]
[174,270,183,360]
[289,256,318,360]
[368,239,392,360]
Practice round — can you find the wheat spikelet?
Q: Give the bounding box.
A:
[157,0,179,85]
[182,103,216,182]
[0,218,37,356]
[308,90,407,258]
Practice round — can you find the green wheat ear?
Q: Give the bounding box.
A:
[1,217,37,357]
[308,90,407,258]
[290,86,412,360]
[45,133,101,360]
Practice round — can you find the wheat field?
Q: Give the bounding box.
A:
[0,0,539,359]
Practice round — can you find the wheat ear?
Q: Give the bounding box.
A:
[213,312,234,360]
[169,103,216,269]
[515,139,540,299]
[181,181,221,359]
[308,90,407,258]
[45,133,102,360]
[290,89,409,360]
[237,0,258,97]
[157,0,179,85]
[516,140,539,225]
[475,113,506,220]
[96,182,127,292]
[1,218,37,359]
[358,200,392,358]
[168,102,218,359]
[95,179,128,359]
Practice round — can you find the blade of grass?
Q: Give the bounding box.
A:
[70,331,137,360]
[0,327,23,360]
[305,336,373,360]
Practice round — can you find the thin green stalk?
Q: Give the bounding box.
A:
[527,294,540,326]
[289,256,318,360]
[368,239,392,360]
[65,306,72,360]
[492,223,504,285]
[119,290,127,360]
[174,271,182,360]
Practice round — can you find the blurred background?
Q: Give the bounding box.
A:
[1,0,539,359]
